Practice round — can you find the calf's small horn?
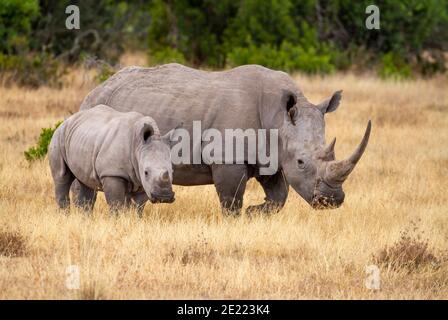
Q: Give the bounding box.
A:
[325,120,371,184]
[161,171,170,182]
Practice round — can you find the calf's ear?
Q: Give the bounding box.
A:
[141,123,154,143]
[317,90,342,114]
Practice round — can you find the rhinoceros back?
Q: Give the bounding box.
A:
[80,63,290,134]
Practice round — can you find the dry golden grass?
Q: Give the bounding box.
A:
[0,63,447,299]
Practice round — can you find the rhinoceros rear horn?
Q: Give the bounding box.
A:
[325,120,371,184]
[320,137,336,161]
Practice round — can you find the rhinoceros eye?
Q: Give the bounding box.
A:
[297,159,305,169]
[144,170,149,177]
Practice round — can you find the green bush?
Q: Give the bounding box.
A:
[379,52,412,80]
[147,0,447,75]
[223,0,299,50]
[1,0,447,81]
[0,0,39,54]
[0,52,65,88]
[0,1,63,88]
[148,0,232,67]
[227,41,335,74]
[24,121,62,162]
[150,47,186,65]
[94,63,117,83]
[1,1,151,87]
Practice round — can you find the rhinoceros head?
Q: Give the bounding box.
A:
[135,119,175,203]
[279,90,371,209]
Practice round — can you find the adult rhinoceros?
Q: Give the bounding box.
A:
[77,63,371,215]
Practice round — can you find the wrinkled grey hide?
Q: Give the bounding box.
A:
[49,105,174,214]
[78,63,371,215]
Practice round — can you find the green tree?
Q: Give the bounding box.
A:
[0,0,39,54]
[31,0,151,63]
[148,0,336,73]
[223,0,299,49]
[148,0,237,67]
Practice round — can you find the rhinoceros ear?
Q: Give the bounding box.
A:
[283,90,297,125]
[317,90,342,114]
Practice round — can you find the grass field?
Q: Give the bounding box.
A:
[0,61,447,299]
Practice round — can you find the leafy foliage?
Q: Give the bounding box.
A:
[1,1,151,87]
[30,1,152,63]
[0,0,39,55]
[379,52,412,80]
[1,0,447,83]
[148,0,448,76]
[150,47,186,65]
[148,0,334,73]
[0,52,65,88]
[24,121,62,162]
[227,41,335,74]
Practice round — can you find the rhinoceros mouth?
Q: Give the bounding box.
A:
[150,191,175,203]
[310,196,341,209]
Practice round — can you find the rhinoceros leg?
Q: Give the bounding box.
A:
[211,164,248,216]
[71,180,98,209]
[125,192,148,217]
[102,177,128,213]
[54,175,75,210]
[49,146,75,210]
[246,170,289,215]
[73,181,97,212]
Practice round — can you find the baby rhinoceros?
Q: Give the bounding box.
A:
[49,104,175,214]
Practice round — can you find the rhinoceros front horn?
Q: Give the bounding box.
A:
[325,120,371,184]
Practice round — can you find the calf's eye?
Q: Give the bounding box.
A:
[144,170,148,177]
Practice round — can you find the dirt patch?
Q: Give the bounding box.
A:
[180,246,217,266]
[44,100,78,115]
[164,232,218,266]
[374,108,427,127]
[426,103,448,113]
[0,111,23,119]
